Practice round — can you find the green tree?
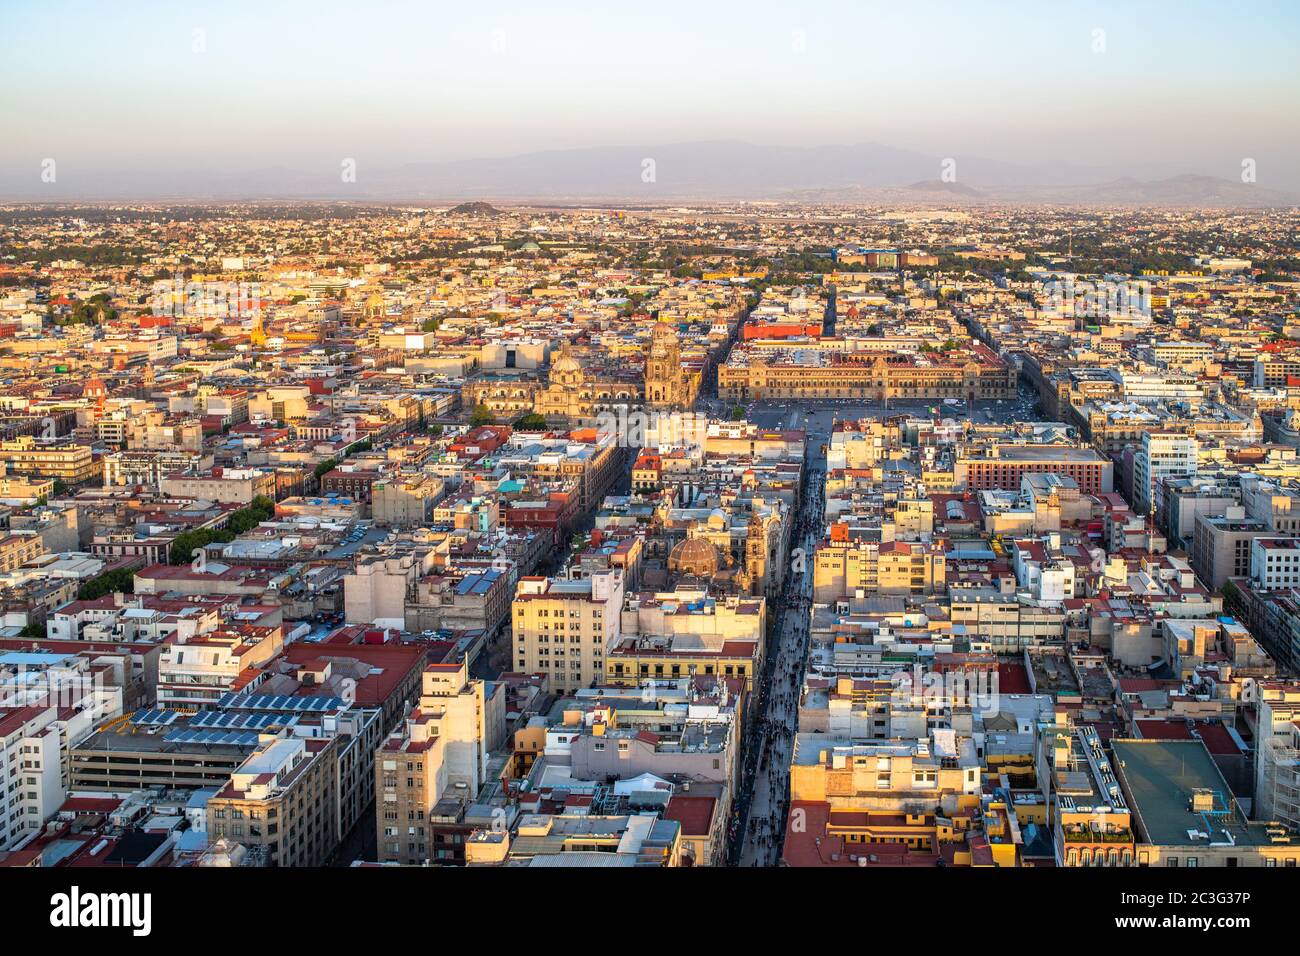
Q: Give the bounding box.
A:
[169,528,235,565]
[470,404,494,426]
[77,566,138,600]
[226,495,276,534]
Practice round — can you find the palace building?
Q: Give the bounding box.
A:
[718,338,1017,403]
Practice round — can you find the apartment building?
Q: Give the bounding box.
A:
[948,592,1067,652]
[1250,537,1300,591]
[0,534,45,573]
[375,660,501,865]
[1132,432,1198,516]
[1254,682,1300,833]
[207,735,340,867]
[0,706,69,850]
[813,536,947,603]
[1038,724,1135,867]
[0,436,99,485]
[955,444,1114,496]
[512,570,624,694]
[372,475,446,527]
[0,652,123,850]
[1190,509,1269,591]
[156,625,285,713]
[160,467,276,505]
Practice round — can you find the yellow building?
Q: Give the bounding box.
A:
[512,571,624,694]
[813,535,947,603]
[0,533,45,572]
[0,436,100,485]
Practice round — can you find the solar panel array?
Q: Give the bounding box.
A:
[217,694,345,712]
[130,709,182,726]
[191,710,297,730]
[163,728,263,747]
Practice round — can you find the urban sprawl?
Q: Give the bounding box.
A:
[0,200,1299,870]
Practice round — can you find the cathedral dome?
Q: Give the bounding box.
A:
[550,345,584,382]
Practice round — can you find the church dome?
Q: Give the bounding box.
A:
[668,537,719,577]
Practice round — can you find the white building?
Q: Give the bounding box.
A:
[1132,432,1198,516]
[1255,684,1300,832]
[1250,538,1300,591]
[0,651,122,850]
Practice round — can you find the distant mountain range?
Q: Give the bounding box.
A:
[4,141,1296,206]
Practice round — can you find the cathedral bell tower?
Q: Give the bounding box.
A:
[645,322,685,409]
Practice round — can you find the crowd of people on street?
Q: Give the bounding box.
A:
[729,463,825,866]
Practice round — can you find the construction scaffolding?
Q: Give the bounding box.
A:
[1260,735,1300,832]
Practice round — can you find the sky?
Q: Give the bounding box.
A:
[1,0,1298,196]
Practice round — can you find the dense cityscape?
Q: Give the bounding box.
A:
[5,0,1300,940]
[0,200,1294,880]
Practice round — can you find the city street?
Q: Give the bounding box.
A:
[731,433,826,866]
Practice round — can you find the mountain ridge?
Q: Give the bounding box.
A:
[2,141,1294,206]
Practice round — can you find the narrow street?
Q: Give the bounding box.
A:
[732,437,825,866]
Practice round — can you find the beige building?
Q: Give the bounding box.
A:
[372,475,446,528]
[948,592,1066,652]
[512,570,624,694]
[207,735,340,867]
[0,461,55,503]
[248,385,312,423]
[0,533,45,573]
[159,468,276,505]
[0,436,100,485]
[789,736,982,812]
[1191,509,1269,592]
[375,660,502,865]
[813,536,947,603]
[344,553,421,628]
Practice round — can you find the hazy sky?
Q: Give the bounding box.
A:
[2,0,1298,195]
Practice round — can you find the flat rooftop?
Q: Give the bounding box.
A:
[1112,738,1283,848]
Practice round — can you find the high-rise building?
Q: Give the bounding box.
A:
[512,570,623,694]
[1132,432,1197,515]
[375,660,501,865]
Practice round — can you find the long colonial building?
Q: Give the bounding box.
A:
[718,338,1017,402]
